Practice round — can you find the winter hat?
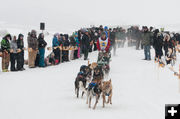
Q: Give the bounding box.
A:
[38,33,44,39]
[101,32,106,37]
[31,30,36,35]
[4,34,12,40]
[17,34,23,40]
[104,26,108,30]
[81,28,87,33]
[84,29,88,33]
[54,33,59,37]
[75,32,78,36]
[154,29,159,34]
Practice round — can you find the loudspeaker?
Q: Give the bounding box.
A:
[40,23,45,30]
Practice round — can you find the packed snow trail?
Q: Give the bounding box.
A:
[0,47,180,119]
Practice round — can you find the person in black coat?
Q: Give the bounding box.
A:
[17,34,25,71]
[93,31,99,51]
[82,30,90,60]
[38,33,47,67]
[109,28,116,56]
[175,33,180,44]
[89,30,94,52]
[153,29,163,61]
[62,35,70,62]
[78,30,83,57]
[70,36,76,46]
[69,36,76,60]
[163,34,173,56]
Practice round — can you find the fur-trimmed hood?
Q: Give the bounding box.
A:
[163,33,170,41]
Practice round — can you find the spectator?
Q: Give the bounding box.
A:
[69,35,76,60]
[17,34,25,71]
[38,33,47,67]
[62,35,70,62]
[153,29,163,62]
[10,36,18,71]
[110,28,116,56]
[74,32,80,59]
[82,30,90,60]
[27,30,38,68]
[1,34,11,72]
[45,52,55,66]
[52,33,60,64]
[142,27,152,61]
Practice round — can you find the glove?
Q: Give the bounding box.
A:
[10,49,13,53]
[17,49,21,53]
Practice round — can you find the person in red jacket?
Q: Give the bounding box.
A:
[97,32,111,53]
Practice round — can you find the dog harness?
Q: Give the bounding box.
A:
[105,90,112,96]
[89,82,96,88]
[88,82,98,96]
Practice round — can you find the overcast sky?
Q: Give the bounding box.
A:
[0,0,180,32]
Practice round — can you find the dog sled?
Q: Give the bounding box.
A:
[97,51,110,65]
[97,51,111,77]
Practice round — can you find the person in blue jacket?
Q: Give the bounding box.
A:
[52,33,60,64]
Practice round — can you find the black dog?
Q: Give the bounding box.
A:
[75,72,87,98]
[92,66,104,83]
[86,81,102,109]
[80,65,92,82]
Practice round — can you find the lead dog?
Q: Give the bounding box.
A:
[102,79,113,108]
[75,72,87,98]
[86,81,102,109]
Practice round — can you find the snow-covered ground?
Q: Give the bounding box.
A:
[0,43,180,119]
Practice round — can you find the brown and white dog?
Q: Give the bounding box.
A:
[88,61,98,70]
[90,62,98,70]
[102,79,113,108]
